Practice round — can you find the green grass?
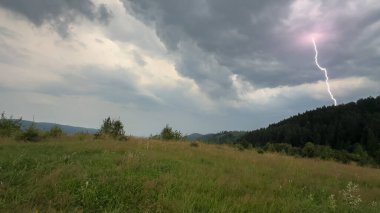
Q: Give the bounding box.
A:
[1,137,380,212]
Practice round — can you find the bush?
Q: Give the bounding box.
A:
[288,147,302,156]
[236,144,245,151]
[190,142,199,148]
[314,145,334,160]
[264,143,275,152]
[302,142,316,158]
[257,148,265,154]
[246,143,253,149]
[334,150,351,164]
[274,143,293,154]
[46,125,64,138]
[98,117,126,140]
[75,132,93,141]
[0,112,21,137]
[160,124,183,141]
[18,124,42,142]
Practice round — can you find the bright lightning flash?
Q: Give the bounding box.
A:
[312,37,337,106]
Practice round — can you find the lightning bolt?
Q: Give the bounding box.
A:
[312,37,337,106]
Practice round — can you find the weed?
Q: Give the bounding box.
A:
[341,181,362,208]
[328,194,337,211]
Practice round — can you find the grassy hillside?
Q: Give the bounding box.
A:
[1,137,379,212]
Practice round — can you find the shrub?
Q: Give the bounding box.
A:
[0,112,21,137]
[18,123,42,142]
[273,143,293,154]
[288,147,302,156]
[190,142,199,148]
[160,124,183,141]
[264,143,275,152]
[302,142,316,158]
[236,144,245,151]
[246,143,253,149]
[257,148,264,154]
[98,117,126,140]
[334,150,351,164]
[314,145,334,160]
[46,125,64,138]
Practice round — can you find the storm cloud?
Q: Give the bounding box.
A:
[0,0,112,37]
[123,0,380,99]
[0,0,379,135]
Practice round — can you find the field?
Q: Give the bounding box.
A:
[0,136,380,212]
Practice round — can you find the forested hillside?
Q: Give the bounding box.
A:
[239,96,380,164]
[186,131,245,144]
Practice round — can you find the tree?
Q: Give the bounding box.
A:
[110,120,125,138]
[98,117,126,139]
[238,96,380,165]
[160,124,183,141]
[100,117,113,135]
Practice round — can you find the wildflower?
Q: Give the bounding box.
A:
[328,194,336,210]
[341,182,362,207]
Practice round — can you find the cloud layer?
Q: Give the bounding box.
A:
[0,0,112,37]
[124,0,380,94]
[0,0,379,135]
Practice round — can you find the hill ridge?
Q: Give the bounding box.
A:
[20,120,98,134]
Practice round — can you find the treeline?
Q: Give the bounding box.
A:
[0,113,128,142]
[0,112,184,142]
[238,96,380,165]
[187,131,245,144]
[0,112,64,142]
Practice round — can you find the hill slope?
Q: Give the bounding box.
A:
[20,120,98,134]
[239,96,380,163]
[0,138,379,212]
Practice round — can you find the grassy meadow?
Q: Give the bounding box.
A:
[0,136,380,212]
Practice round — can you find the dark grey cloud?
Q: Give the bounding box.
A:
[122,0,380,98]
[0,0,112,37]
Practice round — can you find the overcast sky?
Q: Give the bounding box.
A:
[0,0,379,136]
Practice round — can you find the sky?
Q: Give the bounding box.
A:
[0,0,379,136]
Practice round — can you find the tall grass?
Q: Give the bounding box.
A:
[0,137,379,212]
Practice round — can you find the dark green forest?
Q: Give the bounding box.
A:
[238,96,380,165]
[186,131,245,144]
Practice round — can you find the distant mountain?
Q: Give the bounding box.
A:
[186,131,246,144]
[20,120,98,134]
[238,96,380,163]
